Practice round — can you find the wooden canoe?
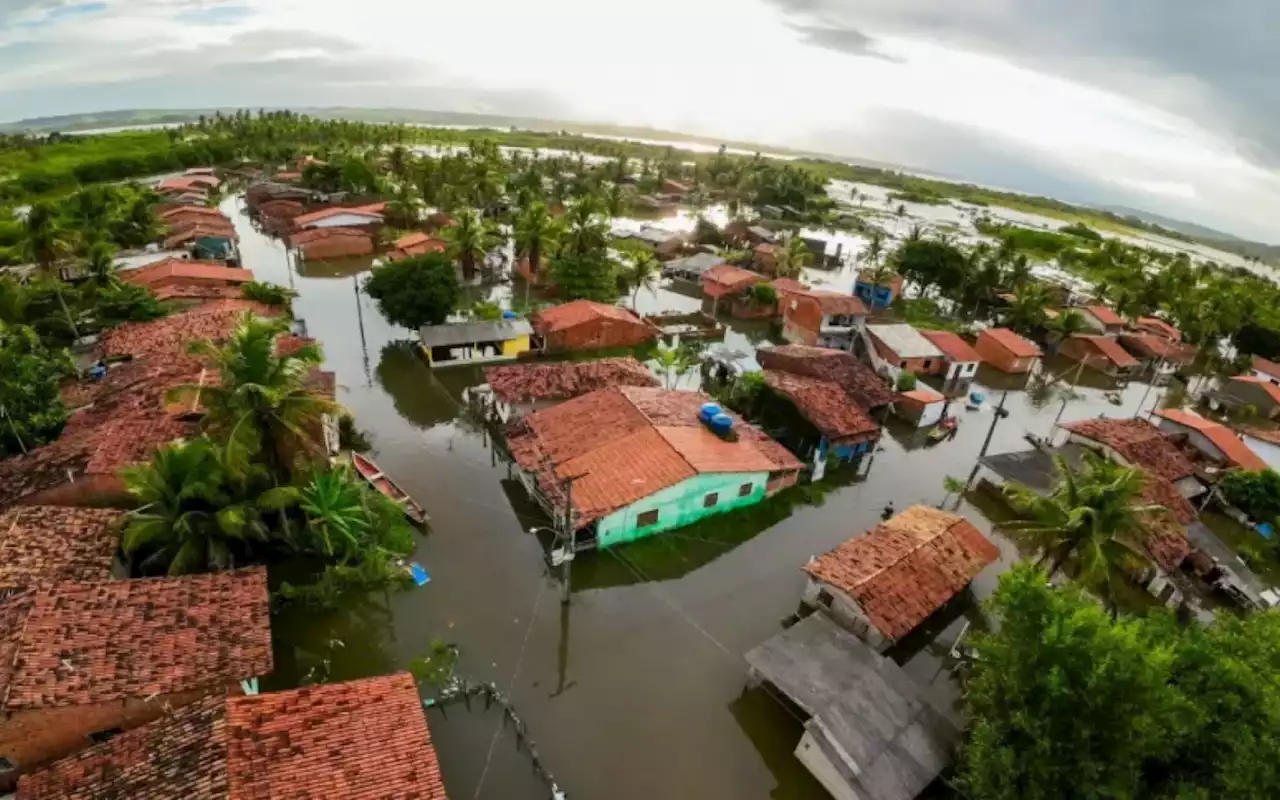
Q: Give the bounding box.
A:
[351,452,428,524]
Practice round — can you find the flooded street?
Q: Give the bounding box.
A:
[224,193,1176,799]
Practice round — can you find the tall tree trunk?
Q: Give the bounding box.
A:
[462,253,476,281]
[530,242,541,275]
[53,280,80,340]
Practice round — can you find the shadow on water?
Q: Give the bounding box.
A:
[295,256,376,279]
[265,588,398,691]
[728,686,831,800]
[373,342,488,430]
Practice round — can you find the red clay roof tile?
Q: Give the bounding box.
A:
[1070,334,1139,368]
[763,371,880,441]
[920,330,981,363]
[0,507,120,589]
[534,300,647,332]
[1084,304,1124,326]
[484,358,659,404]
[98,301,276,359]
[1253,355,1280,381]
[1063,418,1197,481]
[1154,409,1267,470]
[757,345,896,409]
[981,328,1042,359]
[1135,316,1181,341]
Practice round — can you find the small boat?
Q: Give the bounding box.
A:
[927,417,959,443]
[351,452,429,524]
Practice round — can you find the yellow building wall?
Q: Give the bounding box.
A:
[502,335,531,357]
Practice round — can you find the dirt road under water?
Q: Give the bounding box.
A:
[225,194,1173,799]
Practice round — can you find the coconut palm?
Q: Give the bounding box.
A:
[1006,254,1033,291]
[1003,284,1051,335]
[443,209,502,280]
[773,235,813,279]
[561,196,610,260]
[82,241,120,295]
[1004,453,1164,615]
[514,201,559,275]
[940,475,967,510]
[624,250,661,309]
[297,466,371,562]
[1046,308,1088,345]
[169,313,337,483]
[20,201,79,338]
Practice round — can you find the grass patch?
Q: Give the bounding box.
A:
[895,298,968,332]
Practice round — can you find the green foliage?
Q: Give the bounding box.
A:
[747,283,778,306]
[470,300,503,320]
[621,249,661,307]
[895,371,918,391]
[550,253,617,303]
[364,252,460,329]
[979,222,1083,259]
[1220,469,1280,522]
[94,282,167,326]
[0,322,74,457]
[240,281,297,310]
[890,237,968,296]
[1059,222,1103,241]
[773,236,813,279]
[442,208,504,277]
[959,564,1280,800]
[409,641,460,688]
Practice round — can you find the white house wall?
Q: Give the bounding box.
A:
[1243,436,1280,471]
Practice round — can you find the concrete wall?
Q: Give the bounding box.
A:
[801,578,888,650]
[945,360,979,381]
[795,731,860,800]
[597,470,770,548]
[1155,420,1225,463]
[976,332,1038,374]
[1243,436,1280,471]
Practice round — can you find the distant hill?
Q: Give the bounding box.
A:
[1102,205,1280,262]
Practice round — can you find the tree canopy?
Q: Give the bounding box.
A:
[363,252,460,330]
[0,322,74,457]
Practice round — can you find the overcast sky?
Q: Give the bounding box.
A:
[2,0,1276,241]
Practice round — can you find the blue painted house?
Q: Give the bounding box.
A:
[853,274,904,312]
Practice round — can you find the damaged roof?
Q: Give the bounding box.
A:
[757,345,895,409]
[98,300,276,359]
[764,371,880,442]
[1062,417,1197,481]
[484,357,659,404]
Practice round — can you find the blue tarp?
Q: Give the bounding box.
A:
[409,563,431,586]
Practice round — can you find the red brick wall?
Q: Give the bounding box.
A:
[545,319,656,351]
[781,296,821,344]
[301,235,374,260]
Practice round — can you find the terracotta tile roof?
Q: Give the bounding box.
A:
[123,262,255,288]
[506,387,799,526]
[769,277,809,295]
[0,568,271,711]
[805,506,999,641]
[702,264,764,291]
[0,507,120,589]
[981,327,1042,358]
[534,300,646,332]
[899,388,946,404]
[763,371,880,441]
[158,205,223,220]
[1136,316,1181,341]
[802,290,867,316]
[153,284,247,302]
[386,231,448,261]
[1137,468,1197,525]
[1141,513,1192,572]
[920,330,981,363]
[395,232,433,249]
[293,204,385,228]
[757,345,896,409]
[1062,418,1197,481]
[1241,426,1280,446]
[484,358,659,404]
[1070,334,1139,368]
[1083,304,1123,326]
[1153,409,1268,470]
[1118,333,1195,363]
[1253,355,1280,381]
[18,672,446,800]
[288,226,374,247]
[1231,375,1280,405]
[98,300,276,359]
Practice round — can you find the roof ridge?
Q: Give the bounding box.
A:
[852,514,965,586]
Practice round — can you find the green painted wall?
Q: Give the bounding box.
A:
[597,471,770,548]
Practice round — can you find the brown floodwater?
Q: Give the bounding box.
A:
[224,193,1175,799]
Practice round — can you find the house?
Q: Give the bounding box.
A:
[1239,427,1280,472]
[288,227,375,261]
[1059,334,1140,377]
[385,231,448,262]
[663,252,725,282]
[0,507,123,592]
[504,387,803,548]
[1057,417,1204,498]
[1217,376,1280,420]
[533,300,657,352]
[481,358,659,421]
[895,387,947,428]
[158,206,225,228]
[163,224,236,253]
[975,328,1041,374]
[1118,334,1196,377]
[291,203,386,231]
[920,330,981,383]
[780,290,868,350]
[1250,355,1280,386]
[1135,316,1182,341]
[802,505,999,649]
[1152,409,1267,471]
[744,612,962,800]
[1077,304,1125,335]
[661,178,690,195]
[761,369,880,475]
[725,220,777,247]
[17,672,447,800]
[753,242,780,274]
[419,319,533,368]
[157,175,220,193]
[757,345,896,412]
[121,260,254,293]
[700,264,765,307]
[98,299,277,359]
[865,324,945,378]
[853,273,903,312]
[0,569,271,784]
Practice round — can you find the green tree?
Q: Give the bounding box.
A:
[95,282,166,326]
[20,201,79,338]
[1004,453,1163,614]
[0,322,74,456]
[891,237,967,297]
[442,208,502,280]
[561,196,610,260]
[82,241,120,294]
[170,313,337,482]
[773,236,813,279]
[1219,469,1280,522]
[240,281,297,310]
[1003,284,1052,335]
[513,201,559,275]
[623,249,661,309]
[364,252,460,330]
[1045,308,1088,345]
[550,253,617,303]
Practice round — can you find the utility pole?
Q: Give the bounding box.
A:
[1134,358,1164,418]
[559,474,584,605]
[965,390,1009,490]
[1049,360,1087,437]
[353,275,371,386]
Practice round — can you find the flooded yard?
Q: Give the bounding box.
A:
[225,192,1183,799]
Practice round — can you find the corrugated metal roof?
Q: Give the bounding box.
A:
[418,319,533,348]
[867,324,944,360]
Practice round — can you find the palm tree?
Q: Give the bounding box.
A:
[514,201,559,275]
[1003,284,1051,335]
[652,342,700,390]
[624,250,661,309]
[443,209,502,280]
[1006,254,1032,291]
[773,235,813,279]
[1045,308,1088,346]
[561,196,610,260]
[298,466,371,562]
[20,202,79,338]
[169,313,337,483]
[940,475,967,510]
[82,241,120,295]
[1004,453,1164,615]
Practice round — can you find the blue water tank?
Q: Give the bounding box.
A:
[710,413,734,435]
[699,402,722,422]
[502,310,518,319]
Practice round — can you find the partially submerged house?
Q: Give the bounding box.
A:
[663,252,725,282]
[1215,376,1280,420]
[757,345,896,414]
[1059,334,1140,378]
[17,672,447,800]
[803,505,1000,650]
[292,203,386,231]
[533,300,657,352]
[120,260,254,295]
[481,357,659,421]
[1134,316,1182,342]
[1057,417,1205,499]
[761,369,881,476]
[384,231,448,262]
[974,328,1041,374]
[419,319,533,368]
[1239,427,1280,472]
[505,387,802,548]
[0,569,272,784]
[288,227,375,261]
[1152,409,1267,472]
[920,331,981,384]
[1077,304,1125,335]
[779,289,868,350]
[744,612,962,800]
[1118,333,1196,376]
[1250,355,1280,387]
[701,265,765,310]
[853,273,903,312]
[865,324,945,379]
[895,387,947,428]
